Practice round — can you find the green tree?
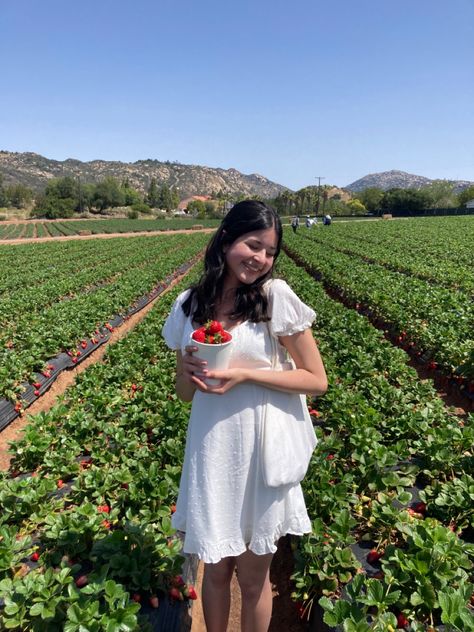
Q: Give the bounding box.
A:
[171,187,180,209]
[92,177,125,210]
[347,198,367,215]
[6,183,34,208]
[146,177,160,207]
[380,188,430,216]
[187,200,206,217]
[420,180,457,208]
[0,175,9,207]
[354,187,384,214]
[457,185,474,208]
[158,183,173,211]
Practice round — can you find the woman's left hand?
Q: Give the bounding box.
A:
[192,368,247,394]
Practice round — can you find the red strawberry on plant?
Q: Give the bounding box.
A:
[412,501,426,514]
[184,585,198,600]
[171,575,185,588]
[30,552,40,562]
[132,593,141,603]
[149,595,159,608]
[169,587,184,601]
[396,612,409,628]
[367,549,383,564]
[75,574,88,588]
[57,479,64,488]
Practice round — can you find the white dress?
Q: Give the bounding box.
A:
[162,278,316,564]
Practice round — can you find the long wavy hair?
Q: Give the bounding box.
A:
[182,199,282,324]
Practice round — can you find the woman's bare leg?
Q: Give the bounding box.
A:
[202,556,236,632]
[235,549,274,632]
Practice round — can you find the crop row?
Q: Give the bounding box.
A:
[0,233,209,401]
[0,218,221,240]
[0,266,202,630]
[299,220,474,294]
[284,228,474,383]
[275,254,474,631]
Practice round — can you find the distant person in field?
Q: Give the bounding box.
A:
[162,200,327,632]
[323,214,332,225]
[291,215,299,233]
[305,215,313,228]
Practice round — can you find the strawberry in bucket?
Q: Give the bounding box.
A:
[191,320,233,385]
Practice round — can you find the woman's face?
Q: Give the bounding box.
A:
[223,226,278,289]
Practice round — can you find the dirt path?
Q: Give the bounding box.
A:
[0,227,215,246]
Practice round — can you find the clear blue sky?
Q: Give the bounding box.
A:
[1,0,473,191]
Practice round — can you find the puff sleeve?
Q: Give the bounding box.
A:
[161,289,191,350]
[266,279,316,337]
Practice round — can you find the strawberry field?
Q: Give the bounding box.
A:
[0,217,473,630]
[0,218,220,240]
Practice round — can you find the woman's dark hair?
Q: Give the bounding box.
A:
[182,199,282,323]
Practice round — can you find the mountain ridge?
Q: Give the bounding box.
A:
[0,151,288,199]
[346,169,473,193]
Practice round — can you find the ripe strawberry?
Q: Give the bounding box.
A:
[34,389,40,396]
[42,370,51,378]
[81,340,87,349]
[131,384,138,391]
[412,501,426,514]
[326,454,334,460]
[131,593,141,603]
[184,585,198,600]
[396,612,409,628]
[221,331,232,342]
[170,504,177,514]
[171,575,185,588]
[57,479,64,488]
[428,361,437,370]
[33,381,41,388]
[97,504,110,513]
[367,549,382,564]
[14,402,22,412]
[206,320,223,334]
[102,519,111,529]
[169,587,184,601]
[75,574,88,588]
[30,552,40,562]
[191,328,206,342]
[149,595,159,608]
[207,335,215,344]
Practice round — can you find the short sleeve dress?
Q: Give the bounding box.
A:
[162,278,317,564]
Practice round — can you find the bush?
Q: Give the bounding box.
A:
[127,209,139,219]
[131,201,152,214]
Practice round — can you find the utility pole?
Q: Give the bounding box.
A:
[315,176,325,215]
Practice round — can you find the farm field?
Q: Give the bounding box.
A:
[0,217,473,630]
[0,233,209,403]
[0,218,221,240]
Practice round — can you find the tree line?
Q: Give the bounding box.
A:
[270,181,474,217]
[0,175,180,219]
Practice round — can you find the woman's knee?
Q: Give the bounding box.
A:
[204,557,235,587]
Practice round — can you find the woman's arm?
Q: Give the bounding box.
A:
[193,329,328,397]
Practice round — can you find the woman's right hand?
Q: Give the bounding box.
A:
[181,345,208,383]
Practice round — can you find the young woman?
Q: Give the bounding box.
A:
[162,200,327,632]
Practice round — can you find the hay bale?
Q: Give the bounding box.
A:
[191,224,204,230]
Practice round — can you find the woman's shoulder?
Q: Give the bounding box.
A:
[263,277,293,298]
